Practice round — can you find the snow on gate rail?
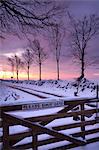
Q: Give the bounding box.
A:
[0,98,64,128]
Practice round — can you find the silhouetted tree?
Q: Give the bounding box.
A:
[15,55,23,81]
[30,39,47,80]
[8,55,23,81]
[69,14,99,80]
[22,49,33,80]
[8,57,14,79]
[50,23,65,80]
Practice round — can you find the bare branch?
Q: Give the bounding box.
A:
[29,39,47,80]
[68,13,99,80]
[0,0,67,37]
[22,49,34,80]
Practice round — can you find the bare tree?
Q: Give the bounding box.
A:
[50,23,65,80]
[30,39,47,80]
[0,0,66,38]
[69,14,99,80]
[22,49,33,80]
[8,55,23,81]
[15,55,23,81]
[8,57,14,79]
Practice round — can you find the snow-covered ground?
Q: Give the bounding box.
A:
[0,79,99,150]
[13,79,97,98]
[0,78,97,104]
[0,81,41,105]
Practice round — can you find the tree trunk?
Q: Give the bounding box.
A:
[12,65,14,78]
[39,63,41,81]
[81,55,84,78]
[17,70,18,81]
[28,65,29,81]
[56,59,60,80]
[80,51,85,80]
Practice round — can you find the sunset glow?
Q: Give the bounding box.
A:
[0,0,99,81]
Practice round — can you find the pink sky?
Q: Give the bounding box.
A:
[0,0,99,81]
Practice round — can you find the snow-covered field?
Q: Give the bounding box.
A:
[0,79,99,150]
[0,78,97,104]
[0,82,42,106]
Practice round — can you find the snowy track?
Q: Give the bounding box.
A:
[8,85,48,99]
[20,86,64,98]
[6,84,64,99]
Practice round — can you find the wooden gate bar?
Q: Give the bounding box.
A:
[0,119,96,146]
[10,129,32,146]
[40,103,79,126]
[13,126,99,150]
[52,119,96,131]
[3,112,86,149]
[71,128,99,137]
[80,103,85,139]
[27,109,98,122]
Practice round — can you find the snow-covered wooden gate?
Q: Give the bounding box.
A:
[1,98,99,150]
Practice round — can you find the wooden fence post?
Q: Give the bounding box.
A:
[96,85,99,122]
[32,133,38,150]
[80,103,85,139]
[96,84,99,99]
[2,115,10,150]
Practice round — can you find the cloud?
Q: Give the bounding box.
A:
[2,48,25,57]
[93,73,99,76]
